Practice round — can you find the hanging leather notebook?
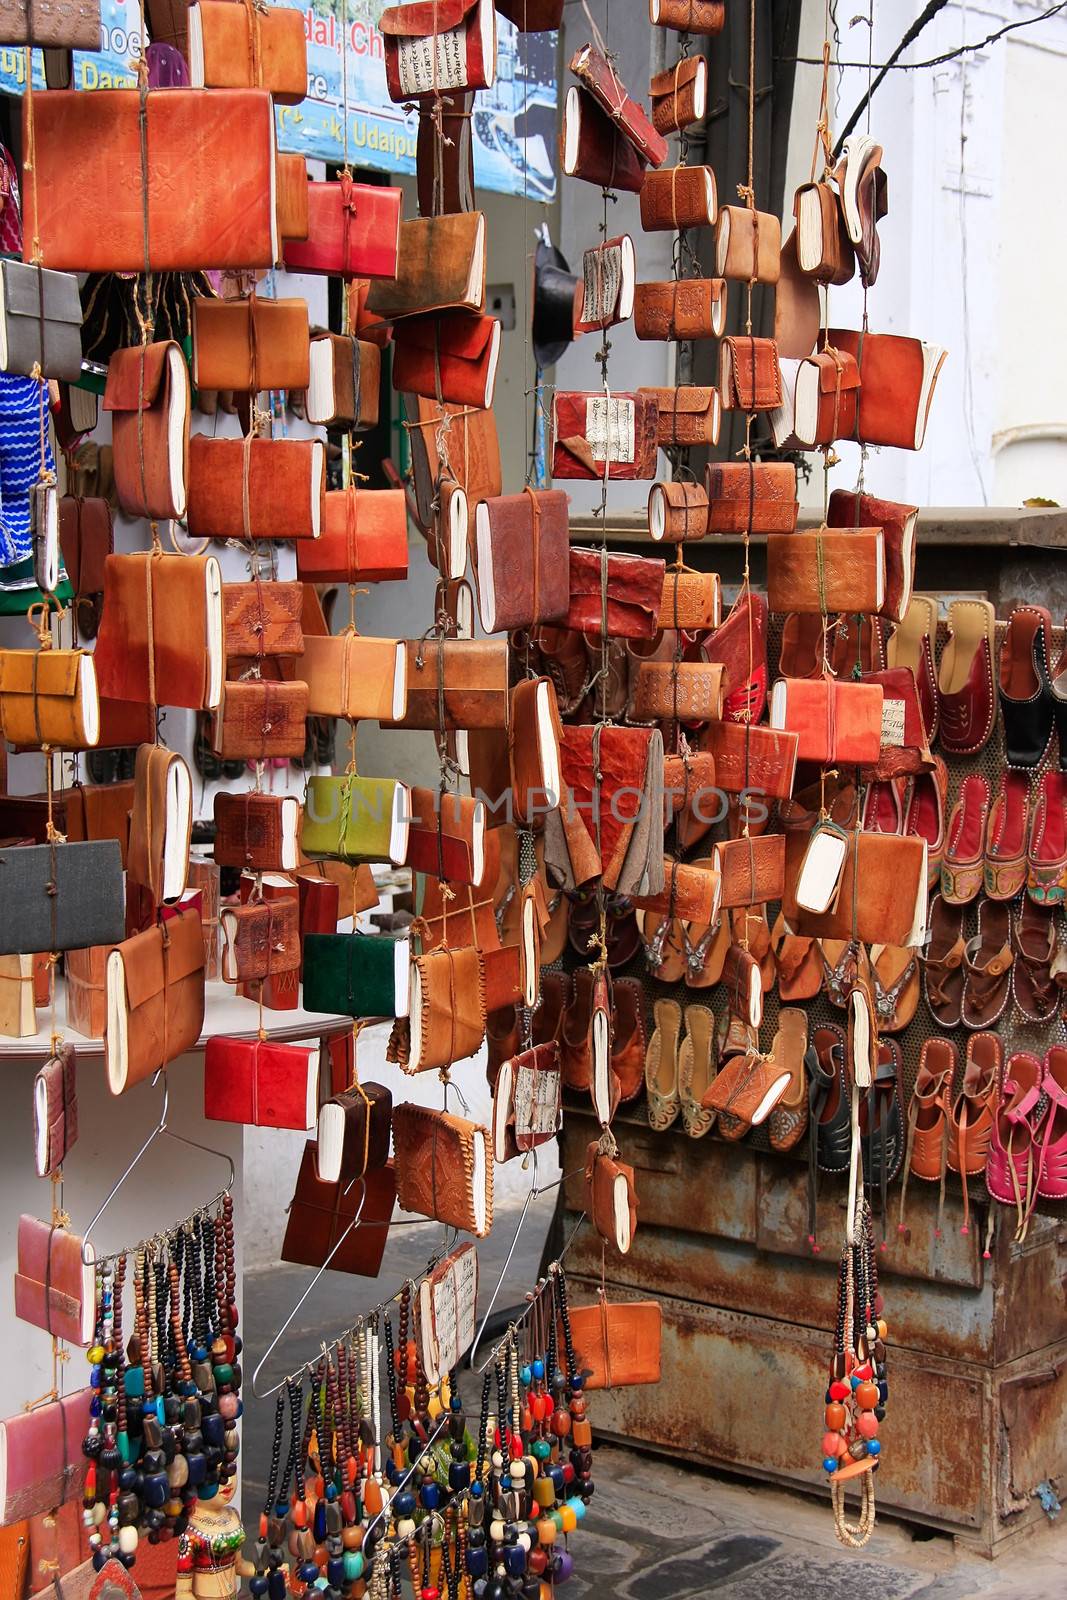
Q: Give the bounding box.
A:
[366,212,487,319]
[391,1103,493,1237]
[281,1146,396,1277]
[316,1083,393,1183]
[385,638,509,730]
[0,1389,91,1527]
[204,1036,319,1130]
[34,1043,78,1179]
[295,487,408,584]
[379,0,497,101]
[303,932,411,1020]
[0,841,124,956]
[104,907,206,1094]
[0,646,100,750]
[186,435,326,541]
[223,581,304,660]
[210,680,309,761]
[639,164,717,230]
[282,176,403,279]
[213,791,302,872]
[306,333,381,429]
[301,774,411,865]
[634,278,727,341]
[220,895,301,984]
[191,295,311,393]
[187,0,308,102]
[92,551,224,711]
[103,341,190,521]
[302,633,409,722]
[15,1216,95,1346]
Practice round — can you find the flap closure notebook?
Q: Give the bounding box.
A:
[302,774,410,866]
[213,791,302,872]
[392,311,501,410]
[366,213,487,320]
[719,335,783,411]
[203,1035,319,1130]
[826,328,947,451]
[93,551,224,712]
[712,832,786,909]
[210,680,309,762]
[191,294,311,393]
[551,390,659,481]
[640,163,717,230]
[104,906,206,1094]
[566,1295,663,1389]
[306,332,381,429]
[715,204,782,283]
[631,859,721,923]
[633,276,727,342]
[560,84,648,194]
[282,176,403,280]
[15,1217,94,1346]
[783,828,928,946]
[642,384,721,447]
[0,646,99,751]
[103,340,189,522]
[392,1103,493,1237]
[187,435,326,541]
[0,841,124,956]
[0,260,83,382]
[405,787,487,888]
[419,1241,479,1387]
[566,547,665,640]
[281,1145,396,1277]
[296,487,408,585]
[408,945,486,1073]
[0,1390,92,1527]
[303,633,408,722]
[379,0,496,101]
[650,55,707,134]
[34,1043,78,1179]
[648,480,709,543]
[474,488,570,634]
[585,1143,637,1254]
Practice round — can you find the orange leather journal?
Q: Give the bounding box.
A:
[103,342,190,522]
[187,435,326,541]
[187,0,308,103]
[296,488,408,584]
[191,296,311,394]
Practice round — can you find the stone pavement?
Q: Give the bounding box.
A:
[241,1215,1064,1598]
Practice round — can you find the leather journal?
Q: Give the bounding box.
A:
[640,163,717,230]
[769,676,885,765]
[648,480,708,543]
[191,295,311,393]
[306,333,381,429]
[0,841,124,955]
[105,907,206,1094]
[15,1217,94,1346]
[569,42,667,166]
[705,460,798,534]
[0,1390,91,1527]
[783,828,928,947]
[827,490,918,626]
[386,638,509,730]
[204,1036,319,1130]
[719,335,783,411]
[303,932,411,1020]
[392,1103,493,1237]
[316,1083,393,1184]
[303,633,409,722]
[551,390,658,481]
[716,205,781,282]
[366,213,487,320]
[642,385,720,447]
[0,957,35,1039]
[560,85,647,194]
[650,0,724,31]
[187,435,326,541]
[34,1044,78,1179]
[297,487,408,584]
[405,787,488,887]
[302,774,410,865]
[634,277,727,341]
[826,328,947,450]
[566,548,665,639]
[492,1042,562,1163]
[419,1242,479,1386]
[0,646,100,750]
[93,552,224,710]
[586,1143,637,1255]
[220,895,301,985]
[127,743,192,906]
[712,833,786,909]
[794,180,854,286]
[276,150,309,242]
[650,56,706,134]
[213,791,302,872]
[575,236,635,335]
[210,680,309,761]
[224,581,304,660]
[407,946,486,1073]
[281,1146,396,1277]
[23,89,279,272]
[282,176,403,279]
[103,341,190,521]
[379,0,497,101]
[700,721,798,800]
[567,1294,663,1389]
[187,0,308,101]
[473,488,570,633]
[766,528,886,615]
[0,260,83,382]
[392,311,501,409]
[406,394,501,535]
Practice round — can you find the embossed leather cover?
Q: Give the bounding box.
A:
[859,665,932,778]
[474,488,570,633]
[642,385,720,447]
[827,488,918,626]
[551,389,659,480]
[103,341,189,521]
[210,679,309,761]
[191,295,310,393]
[0,260,82,381]
[650,56,705,135]
[566,547,665,639]
[224,581,304,660]
[633,660,723,724]
[392,1103,493,1236]
[379,0,495,101]
[276,150,309,241]
[713,832,786,908]
[214,791,301,872]
[104,907,205,1093]
[657,567,721,632]
[719,334,783,410]
[367,213,486,319]
[634,277,725,342]
[0,648,98,750]
[204,1036,318,1129]
[826,328,947,450]
[409,945,486,1072]
[632,858,720,922]
[783,828,927,945]
[127,743,191,905]
[716,205,781,283]
[567,1295,662,1388]
[187,435,326,541]
[640,163,717,231]
[705,460,798,534]
[585,1142,638,1253]
[282,176,403,279]
[23,89,278,272]
[561,86,647,193]
[406,787,486,887]
[281,1144,396,1276]
[297,487,408,585]
[769,675,884,766]
[34,1044,77,1179]
[648,480,708,543]
[767,528,884,614]
[316,1082,393,1183]
[15,1217,93,1345]
[701,721,798,800]
[220,894,300,984]
[0,1390,91,1526]
[0,0,98,45]
[547,724,664,895]
[188,0,307,101]
[94,552,223,711]
[307,333,381,429]
[303,633,408,722]
[392,311,500,408]
[569,42,667,165]
[386,638,508,730]
[0,841,124,955]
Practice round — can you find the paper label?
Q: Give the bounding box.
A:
[430,1244,479,1377]
[396,27,469,96]
[515,1062,561,1145]
[881,697,905,748]
[586,395,635,464]
[581,244,621,329]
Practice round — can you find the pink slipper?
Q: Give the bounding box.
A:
[1036,1045,1067,1200]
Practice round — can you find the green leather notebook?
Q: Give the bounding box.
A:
[303,932,410,1020]
[301,774,410,864]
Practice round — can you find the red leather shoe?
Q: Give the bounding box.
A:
[941,774,989,906]
[888,596,939,744]
[1027,769,1067,906]
[984,769,1029,900]
[938,599,996,756]
[903,755,947,886]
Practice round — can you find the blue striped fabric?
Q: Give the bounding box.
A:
[0,372,54,568]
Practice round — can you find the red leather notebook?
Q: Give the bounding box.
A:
[826,488,918,626]
[187,435,326,542]
[560,86,647,193]
[203,1036,319,1130]
[392,312,501,410]
[826,328,947,450]
[769,676,884,766]
[22,89,278,272]
[552,390,658,481]
[281,1146,396,1276]
[0,1390,91,1525]
[14,1218,94,1347]
[282,176,403,280]
[379,0,497,102]
[93,552,223,712]
[473,489,570,634]
[569,42,667,165]
[296,487,408,585]
[404,788,488,888]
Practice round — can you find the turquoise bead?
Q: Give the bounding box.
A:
[213,1363,235,1386]
[532,1439,551,1461]
[124,1368,145,1400]
[117,1431,132,1464]
[344,1552,364,1580]
[569,1498,586,1522]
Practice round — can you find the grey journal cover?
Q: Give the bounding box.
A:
[0,260,84,383]
[0,840,125,954]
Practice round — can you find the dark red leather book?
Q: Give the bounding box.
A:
[560,85,647,193]
[392,311,501,409]
[569,42,668,165]
[379,0,496,102]
[551,390,658,481]
[282,176,403,279]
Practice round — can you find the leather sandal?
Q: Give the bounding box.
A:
[1036,1045,1067,1201]
[860,777,904,834]
[610,977,647,1104]
[806,1027,849,1246]
[639,909,686,982]
[947,1031,1001,1236]
[681,855,729,988]
[859,1038,905,1196]
[818,938,862,1009]
[871,943,919,1033]
[533,625,589,717]
[903,755,947,886]
[987,1051,1043,1240]
[998,604,1055,768]
[888,595,939,745]
[1026,768,1067,906]
[920,895,967,1028]
[1012,897,1059,1023]
[938,599,996,756]
[771,912,821,1002]
[984,769,1030,900]
[898,1037,956,1236]
[679,1004,716,1138]
[830,613,888,677]
[767,1007,809,1152]
[835,133,887,287]
[961,898,1014,1030]
[559,966,595,1092]
[940,774,989,905]
[644,998,683,1132]
[1049,622,1067,773]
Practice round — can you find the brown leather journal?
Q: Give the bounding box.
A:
[210,680,309,761]
[793,180,855,286]
[648,480,708,543]
[767,528,885,615]
[639,163,717,231]
[214,791,302,873]
[127,743,192,906]
[57,495,112,638]
[407,946,487,1072]
[642,384,720,447]
[191,295,311,394]
[366,212,486,320]
[567,1294,662,1388]
[650,56,706,135]
[633,276,726,342]
[386,638,508,731]
[716,205,781,282]
[650,0,724,31]
[567,548,666,640]
[719,335,783,411]
[220,895,301,984]
[281,1147,396,1277]
[306,333,381,429]
[276,151,309,242]
[303,634,408,722]
[93,551,223,711]
[392,1103,493,1237]
[632,660,723,724]
[586,1142,637,1254]
[104,907,205,1094]
[223,581,305,660]
[657,567,721,631]
[33,1044,78,1179]
[187,0,308,102]
[700,721,798,800]
[713,832,786,908]
[473,488,570,633]
[631,859,720,923]
[705,460,798,534]
[187,435,326,541]
[103,341,190,521]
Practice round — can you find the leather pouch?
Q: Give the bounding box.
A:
[15,1217,93,1346]
[407,945,486,1073]
[210,679,309,761]
[719,334,783,411]
[220,895,300,984]
[104,906,206,1094]
[127,743,192,905]
[492,1041,561,1162]
[386,638,508,730]
[392,311,500,409]
[650,56,706,135]
[633,277,726,341]
[303,632,408,722]
[0,647,100,750]
[716,205,781,282]
[57,495,112,639]
[191,294,310,393]
[633,660,723,724]
[657,566,721,631]
[316,1082,393,1183]
[552,389,659,481]
[302,774,409,865]
[379,0,496,102]
[283,174,403,279]
[0,840,124,955]
[103,341,189,521]
[648,480,708,543]
[713,832,786,908]
[297,487,407,585]
[214,791,302,873]
[566,547,665,640]
[93,551,223,712]
[187,434,326,542]
[701,721,798,800]
[203,1034,320,1130]
[767,527,885,615]
[223,581,304,660]
[567,1294,663,1388]
[392,1102,493,1237]
[705,460,798,534]
[33,1043,78,1179]
[303,932,409,1019]
[642,385,720,447]
[585,1141,637,1254]
[281,1144,396,1276]
[793,180,854,285]
[0,1390,91,1526]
